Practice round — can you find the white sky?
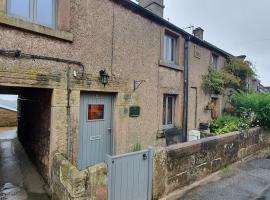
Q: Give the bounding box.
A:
[164,0,270,86]
[0,95,18,101]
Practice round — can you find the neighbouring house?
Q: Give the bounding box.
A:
[0,0,241,199]
[0,103,17,127]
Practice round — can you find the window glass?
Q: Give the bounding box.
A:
[7,0,56,28]
[8,0,30,19]
[164,34,176,63]
[167,97,173,124]
[163,95,175,128]
[88,105,104,121]
[36,0,55,27]
[163,96,166,125]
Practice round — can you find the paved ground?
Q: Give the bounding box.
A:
[0,127,49,200]
[178,154,270,200]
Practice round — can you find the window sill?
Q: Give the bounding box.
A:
[159,60,184,71]
[0,12,73,42]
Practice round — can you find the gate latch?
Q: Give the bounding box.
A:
[143,153,147,160]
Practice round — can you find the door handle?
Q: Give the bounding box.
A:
[107,128,112,132]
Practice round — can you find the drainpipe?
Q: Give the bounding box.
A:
[66,66,72,161]
[183,36,190,142]
[191,87,198,129]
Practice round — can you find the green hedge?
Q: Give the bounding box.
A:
[231,92,270,128]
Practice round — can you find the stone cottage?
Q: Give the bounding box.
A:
[0,0,234,198]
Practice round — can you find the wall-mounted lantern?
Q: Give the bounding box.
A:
[99,69,109,87]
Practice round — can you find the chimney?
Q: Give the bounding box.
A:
[138,0,165,18]
[193,27,204,40]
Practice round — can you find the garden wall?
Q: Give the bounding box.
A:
[51,153,108,200]
[153,128,270,200]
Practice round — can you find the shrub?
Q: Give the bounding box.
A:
[224,58,255,91]
[202,68,240,95]
[231,92,270,128]
[209,115,241,135]
[202,58,256,95]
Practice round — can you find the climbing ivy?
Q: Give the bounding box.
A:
[202,68,240,95]
[202,58,255,95]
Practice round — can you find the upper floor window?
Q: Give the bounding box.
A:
[7,0,57,28]
[164,34,177,64]
[211,54,219,69]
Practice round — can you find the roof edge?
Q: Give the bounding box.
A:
[0,105,17,112]
[111,0,234,58]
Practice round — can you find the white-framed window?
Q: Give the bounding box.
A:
[163,95,175,129]
[6,0,57,28]
[164,33,177,64]
[211,54,219,69]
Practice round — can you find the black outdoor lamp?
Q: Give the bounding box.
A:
[99,69,110,87]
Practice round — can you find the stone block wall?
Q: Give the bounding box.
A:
[52,153,108,200]
[0,107,17,127]
[153,128,270,199]
[17,88,52,182]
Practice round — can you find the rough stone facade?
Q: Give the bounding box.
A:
[188,43,227,130]
[0,0,230,188]
[0,107,17,127]
[153,128,270,199]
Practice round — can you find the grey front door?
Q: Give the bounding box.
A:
[78,93,113,170]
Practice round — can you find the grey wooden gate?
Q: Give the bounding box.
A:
[107,148,153,200]
[78,93,113,170]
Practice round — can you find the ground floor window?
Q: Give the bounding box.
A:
[163,95,175,129]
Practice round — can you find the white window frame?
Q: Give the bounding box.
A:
[164,33,177,64]
[6,0,57,28]
[163,95,175,129]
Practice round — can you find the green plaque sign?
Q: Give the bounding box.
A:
[129,106,140,117]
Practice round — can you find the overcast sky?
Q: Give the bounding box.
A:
[164,0,270,86]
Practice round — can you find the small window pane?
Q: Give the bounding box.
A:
[163,95,175,128]
[88,105,104,120]
[36,0,55,27]
[8,0,30,19]
[167,97,173,124]
[162,96,166,125]
[164,34,176,63]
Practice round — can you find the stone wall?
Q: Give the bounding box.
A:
[0,107,17,127]
[52,153,107,200]
[17,88,52,182]
[153,128,270,199]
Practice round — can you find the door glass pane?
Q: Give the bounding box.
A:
[8,0,30,19]
[162,96,166,125]
[88,105,104,120]
[36,0,55,27]
[167,97,173,124]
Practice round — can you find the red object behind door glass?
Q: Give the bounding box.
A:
[88,104,104,120]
